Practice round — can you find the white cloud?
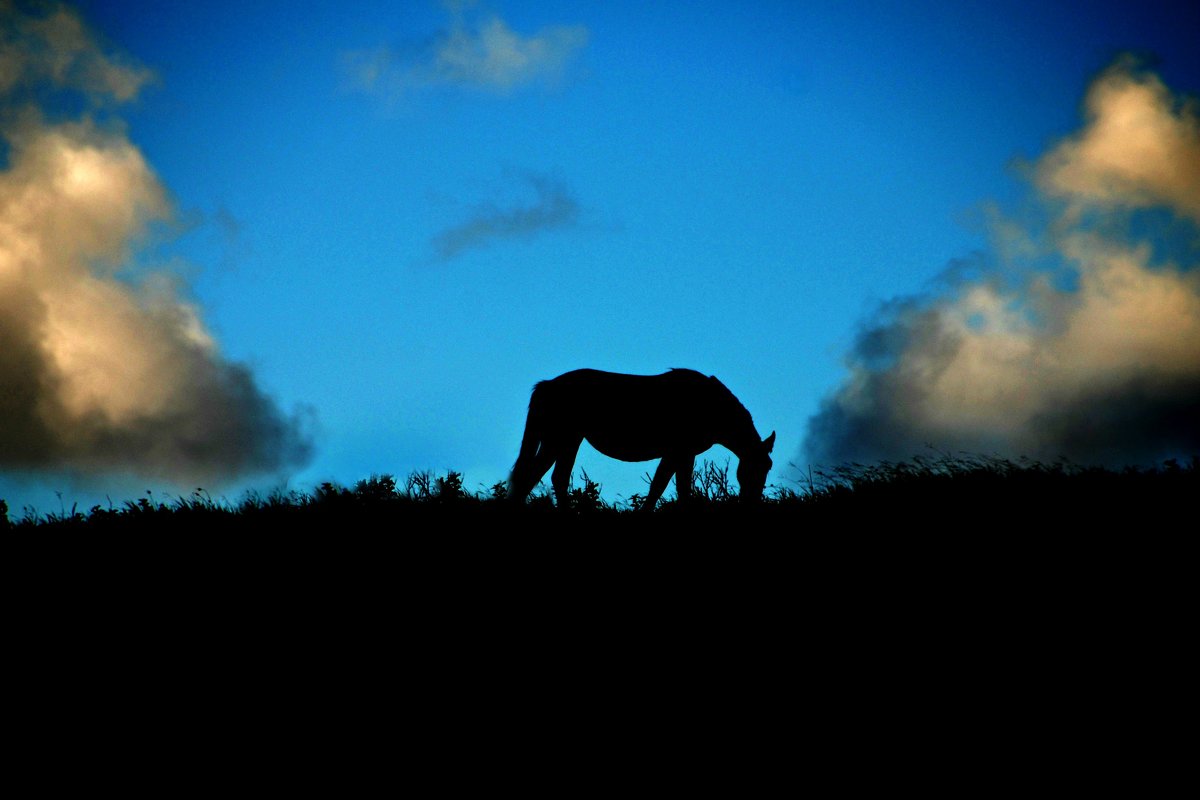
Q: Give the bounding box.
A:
[346,5,587,96]
[435,15,587,90]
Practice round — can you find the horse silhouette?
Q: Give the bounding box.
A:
[509,368,775,510]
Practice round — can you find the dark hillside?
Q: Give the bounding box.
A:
[5,455,1195,533]
[9,457,1188,760]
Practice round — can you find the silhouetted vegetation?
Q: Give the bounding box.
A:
[4,455,1195,532]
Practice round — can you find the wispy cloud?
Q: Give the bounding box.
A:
[802,58,1200,470]
[345,3,587,96]
[431,172,580,260]
[0,1,155,101]
[0,2,311,485]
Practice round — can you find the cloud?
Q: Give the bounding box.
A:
[1,3,312,485]
[0,1,154,101]
[432,172,579,260]
[802,59,1200,469]
[1036,57,1200,223]
[345,4,587,96]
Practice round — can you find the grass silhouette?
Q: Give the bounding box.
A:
[4,454,1195,532]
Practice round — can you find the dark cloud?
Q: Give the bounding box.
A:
[1029,373,1200,466]
[432,173,579,260]
[0,283,56,464]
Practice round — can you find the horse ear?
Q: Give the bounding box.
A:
[763,431,775,453]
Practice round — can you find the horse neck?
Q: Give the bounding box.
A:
[716,414,761,459]
[698,378,760,456]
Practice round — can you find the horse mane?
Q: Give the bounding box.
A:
[667,368,755,430]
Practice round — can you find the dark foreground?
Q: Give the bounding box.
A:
[7,457,1190,783]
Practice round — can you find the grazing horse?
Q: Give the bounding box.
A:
[509,368,775,510]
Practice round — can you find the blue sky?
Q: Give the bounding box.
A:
[2,0,1198,513]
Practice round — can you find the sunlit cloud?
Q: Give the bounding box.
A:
[1036,57,1200,223]
[802,59,1200,469]
[0,2,311,485]
[431,172,579,260]
[345,3,587,96]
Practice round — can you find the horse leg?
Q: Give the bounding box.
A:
[511,444,557,503]
[674,454,696,505]
[643,457,677,511]
[550,437,583,509]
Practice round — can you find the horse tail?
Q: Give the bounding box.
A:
[509,380,550,498]
[516,385,547,464]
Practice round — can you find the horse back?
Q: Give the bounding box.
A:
[535,369,723,456]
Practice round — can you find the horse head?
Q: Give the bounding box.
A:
[736,431,775,502]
